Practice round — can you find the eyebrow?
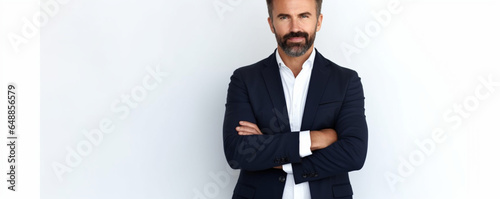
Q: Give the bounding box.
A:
[276,13,290,18]
[276,12,312,18]
[299,12,312,16]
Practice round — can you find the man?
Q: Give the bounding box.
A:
[222,0,368,198]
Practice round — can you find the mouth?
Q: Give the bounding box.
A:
[287,37,305,43]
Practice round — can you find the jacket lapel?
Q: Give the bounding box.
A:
[261,52,291,134]
[301,51,332,131]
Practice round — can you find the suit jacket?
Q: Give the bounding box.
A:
[223,49,368,199]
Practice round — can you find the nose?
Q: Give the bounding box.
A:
[290,17,301,33]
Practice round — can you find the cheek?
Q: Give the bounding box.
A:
[273,29,287,39]
[307,23,318,32]
[273,22,291,32]
[273,27,287,35]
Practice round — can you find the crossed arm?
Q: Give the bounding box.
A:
[237,121,338,153]
[236,121,338,169]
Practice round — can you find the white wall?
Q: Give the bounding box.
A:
[38,0,500,198]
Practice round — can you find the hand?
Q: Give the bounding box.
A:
[310,128,338,151]
[236,121,283,170]
[236,121,263,135]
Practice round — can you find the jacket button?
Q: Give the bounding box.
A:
[279,176,286,183]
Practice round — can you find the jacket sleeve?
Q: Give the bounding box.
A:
[223,68,302,171]
[292,72,368,183]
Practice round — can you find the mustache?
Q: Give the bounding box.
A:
[283,31,309,41]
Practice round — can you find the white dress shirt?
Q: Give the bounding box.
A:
[277,49,316,199]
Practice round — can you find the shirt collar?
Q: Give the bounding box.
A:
[276,48,316,70]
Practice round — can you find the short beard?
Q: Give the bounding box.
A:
[275,28,316,57]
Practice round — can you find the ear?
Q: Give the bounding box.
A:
[268,17,275,34]
[316,14,323,32]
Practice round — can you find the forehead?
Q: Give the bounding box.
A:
[272,0,317,15]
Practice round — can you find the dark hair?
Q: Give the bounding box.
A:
[266,0,323,19]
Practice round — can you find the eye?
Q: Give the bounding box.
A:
[301,15,309,19]
[279,16,289,20]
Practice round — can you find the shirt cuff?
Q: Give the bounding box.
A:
[299,130,313,157]
[282,163,293,174]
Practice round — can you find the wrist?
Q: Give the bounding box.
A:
[310,130,321,151]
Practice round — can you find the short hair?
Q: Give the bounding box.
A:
[266,0,323,19]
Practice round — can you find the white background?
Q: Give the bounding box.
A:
[1,0,500,198]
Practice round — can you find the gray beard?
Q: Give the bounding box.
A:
[280,39,314,57]
[274,26,317,57]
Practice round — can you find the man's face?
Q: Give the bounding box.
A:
[268,0,323,57]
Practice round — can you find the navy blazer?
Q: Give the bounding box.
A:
[223,50,368,199]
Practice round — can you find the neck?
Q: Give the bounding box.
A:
[277,46,314,77]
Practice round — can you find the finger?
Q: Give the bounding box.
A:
[239,132,258,135]
[236,126,260,135]
[239,121,258,128]
[237,127,259,135]
[239,121,262,134]
[238,131,261,135]
[237,126,262,135]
